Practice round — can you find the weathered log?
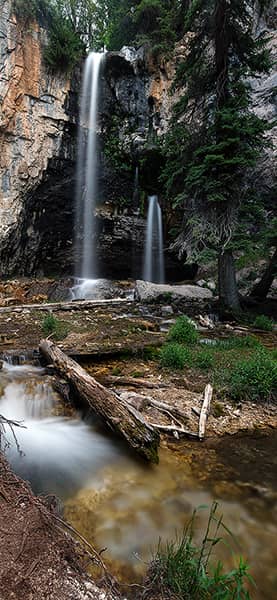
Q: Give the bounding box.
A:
[199,384,213,440]
[39,339,160,463]
[0,298,130,314]
[102,375,169,389]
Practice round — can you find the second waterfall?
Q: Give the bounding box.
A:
[143,196,165,284]
[75,53,104,279]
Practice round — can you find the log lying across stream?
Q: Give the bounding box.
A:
[39,339,160,463]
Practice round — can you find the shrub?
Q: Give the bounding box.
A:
[168,316,199,345]
[44,18,84,73]
[253,314,274,331]
[225,349,277,402]
[147,502,254,599]
[42,313,69,340]
[160,343,192,370]
[194,349,215,370]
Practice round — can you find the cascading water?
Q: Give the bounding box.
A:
[143,195,165,283]
[74,52,104,297]
[0,362,121,497]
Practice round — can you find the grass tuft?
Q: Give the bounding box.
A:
[160,343,192,370]
[147,502,254,599]
[41,313,69,340]
[253,315,274,331]
[168,316,199,344]
[219,348,277,402]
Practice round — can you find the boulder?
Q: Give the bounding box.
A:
[135,280,213,302]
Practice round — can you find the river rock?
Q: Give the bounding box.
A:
[135,280,213,302]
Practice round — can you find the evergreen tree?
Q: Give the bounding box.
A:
[163,0,272,310]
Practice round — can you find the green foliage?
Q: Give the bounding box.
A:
[161,0,272,306]
[43,15,84,72]
[41,314,69,340]
[168,316,199,345]
[253,315,274,331]
[160,343,191,370]
[104,0,180,54]
[194,349,215,370]
[222,349,277,402]
[148,502,254,599]
[104,115,132,175]
[13,0,38,20]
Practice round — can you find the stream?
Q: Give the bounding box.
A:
[0,361,276,599]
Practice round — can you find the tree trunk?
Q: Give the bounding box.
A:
[218,250,240,310]
[39,339,160,463]
[250,248,277,300]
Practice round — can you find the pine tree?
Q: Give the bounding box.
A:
[163,0,272,310]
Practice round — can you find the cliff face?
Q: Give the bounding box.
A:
[0,0,78,276]
[0,1,276,279]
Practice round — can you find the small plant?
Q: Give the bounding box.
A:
[213,402,225,417]
[160,291,173,303]
[253,314,274,331]
[111,366,122,376]
[194,349,215,370]
[160,343,192,370]
[168,316,199,345]
[147,502,254,599]
[44,18,84,73]
[42,313,58,335]
[222,349,277,402]
[131,370,144,378]
[41,313,69,340]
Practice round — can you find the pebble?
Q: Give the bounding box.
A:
[161,305,174,316]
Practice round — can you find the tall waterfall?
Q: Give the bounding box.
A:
[75,53,104,279]
[143,195,165,283]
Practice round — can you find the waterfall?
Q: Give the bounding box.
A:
[75,52,104,279]
[143,195,165,283]
[133,165,139,211]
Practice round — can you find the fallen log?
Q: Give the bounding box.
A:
[102,375,169,389]
[0,298,131,314]
[39,339,160,463]
[199,384,213,440]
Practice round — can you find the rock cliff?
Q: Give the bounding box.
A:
[0,0,78,276]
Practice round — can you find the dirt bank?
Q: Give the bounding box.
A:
[0,452,119,600]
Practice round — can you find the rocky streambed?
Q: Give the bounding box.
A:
[0,280,276,599]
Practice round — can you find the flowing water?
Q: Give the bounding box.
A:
[143,195,165,283]
[75,52,104,280]
[0,363,276,599]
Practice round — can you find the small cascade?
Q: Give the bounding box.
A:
[75,52,104,280]
[132,165,140,212]
[0,363,121,497]
[143,195,165,283]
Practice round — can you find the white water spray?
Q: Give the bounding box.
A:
[75,52,104,279]
[0,363,121,497]
[143,195,165,283]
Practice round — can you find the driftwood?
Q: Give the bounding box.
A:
[149,423,199,438]
[143,397,189,422]
[0,298,130,314]
[103,375,169,389]
[39,339,160,463]
[199,384,213,440]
